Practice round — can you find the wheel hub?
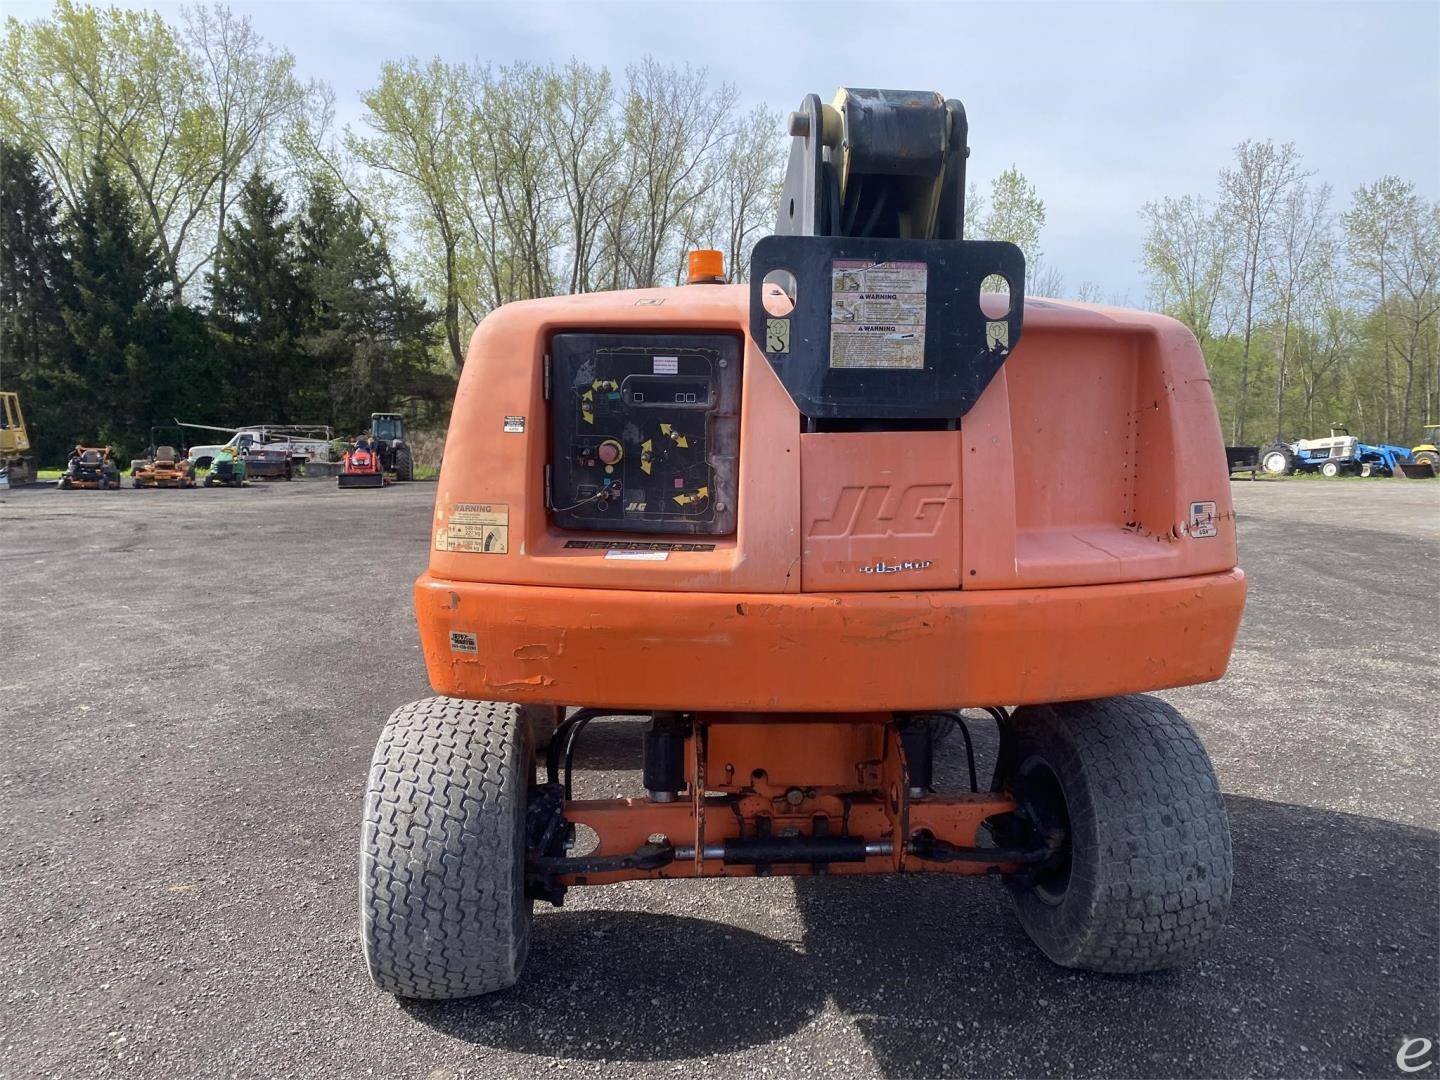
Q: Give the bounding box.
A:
[1013,756,1074,904]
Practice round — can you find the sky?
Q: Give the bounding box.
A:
[10,0,1440,301]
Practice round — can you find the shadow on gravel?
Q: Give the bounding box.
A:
[400,911,823,1060]
[791,794,1439,1078]
[560,716,647,771]
[402,796,1437,1073]
[570,713,1002,778]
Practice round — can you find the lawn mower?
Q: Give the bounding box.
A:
[202,445,247,487]
[58,445,121,490]
[338,436,390,488]
[131,427,197,488]
[359,87,1246,1001]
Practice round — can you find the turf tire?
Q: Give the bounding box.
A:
[1002,694,1233,974]
[361,697,533,999]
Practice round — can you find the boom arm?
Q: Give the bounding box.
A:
[749,87,1025,423]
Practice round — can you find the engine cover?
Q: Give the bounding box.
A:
[549,332,741,535]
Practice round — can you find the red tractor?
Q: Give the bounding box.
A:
[338,436,389,489]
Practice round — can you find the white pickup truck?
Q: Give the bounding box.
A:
[185,425,333,468]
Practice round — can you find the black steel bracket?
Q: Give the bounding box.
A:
[749,234,1025,420]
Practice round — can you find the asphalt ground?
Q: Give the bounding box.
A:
[1,476,1437,1080]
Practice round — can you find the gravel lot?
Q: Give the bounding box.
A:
[2,476,1436,1079]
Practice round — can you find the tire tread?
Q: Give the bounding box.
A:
[360,696,531,999]
[1007,694,1233,973]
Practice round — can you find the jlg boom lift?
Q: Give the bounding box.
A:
[359,89,1246,999]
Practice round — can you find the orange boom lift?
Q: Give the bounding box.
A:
[359,89,1246,1000]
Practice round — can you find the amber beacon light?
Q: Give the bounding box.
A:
[687,248,726,284]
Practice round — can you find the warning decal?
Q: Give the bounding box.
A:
[435,502,509,554]
[829,260,927,370]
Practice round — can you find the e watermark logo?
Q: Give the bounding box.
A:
[1397,1037,1435,1073]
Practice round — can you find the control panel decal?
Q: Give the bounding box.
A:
[549,333,740,536]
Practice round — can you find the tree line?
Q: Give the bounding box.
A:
[1,142,443,465]
[0,2,1054,465]
[1142,144,1438,447]
[4,2,1432,464]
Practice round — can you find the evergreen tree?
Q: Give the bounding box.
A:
[208,172,309,422]
[59,157,174,453]
[0,141,70,464]
[296,179,443,431]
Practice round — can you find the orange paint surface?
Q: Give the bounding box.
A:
[417,283,1244,714]
[416,568,1244,712]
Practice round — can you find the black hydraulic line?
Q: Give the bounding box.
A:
[906,711,977,793]
[545,708,611,787]
[954,714,978,793]
[561,714,601,799]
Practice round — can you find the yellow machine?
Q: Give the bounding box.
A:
[1411,425,1439,469]
[0,392,34,486]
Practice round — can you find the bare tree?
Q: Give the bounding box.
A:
[1028,260,1064,298]
[183,4,305,288]
[712,104,782,282]
[1344,178,1440,441]
[348,58,471,368]
[1263,180,1333,439]
[1140,194,1234,345]
[538,60,624,294]
[1,1,303,298]
[461,63,563,310]
[606,58,735,288]
[1389,198,1440,440]
[1219,140,1307,443]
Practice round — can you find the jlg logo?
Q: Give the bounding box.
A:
[808,484,954,538]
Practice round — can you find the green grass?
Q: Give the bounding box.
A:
[1279,470,1425,483]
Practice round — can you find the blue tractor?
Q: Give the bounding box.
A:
[1261,428,1414,477]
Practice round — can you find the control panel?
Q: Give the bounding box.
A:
[549,333,741,535]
